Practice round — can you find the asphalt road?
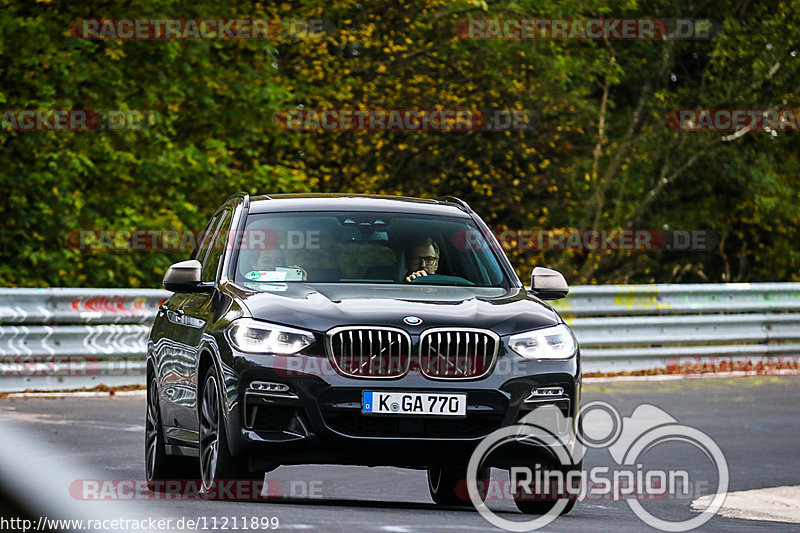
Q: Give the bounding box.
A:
[1,376,798,532]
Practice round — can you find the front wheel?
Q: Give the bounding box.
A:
[145,375,198,491]
[512,460,581,515]
[427,466,491,506]
[199,366,258,496]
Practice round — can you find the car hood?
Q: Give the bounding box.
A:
[229,283,562,336]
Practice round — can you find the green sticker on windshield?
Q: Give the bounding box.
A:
[245,270,286,282]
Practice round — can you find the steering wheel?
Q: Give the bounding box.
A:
[408,274,475,286]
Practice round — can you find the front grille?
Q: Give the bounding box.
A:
[326,326,412,378]
[419,328,499,379]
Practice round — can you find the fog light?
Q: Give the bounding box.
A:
[524,386,564,403]
[249,381,291,393]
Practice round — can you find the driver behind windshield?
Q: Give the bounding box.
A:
[404,238,440,282]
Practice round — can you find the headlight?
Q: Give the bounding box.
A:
[508,324,577,360]
[226,318,315,355]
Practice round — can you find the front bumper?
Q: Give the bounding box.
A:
[224,349,580,469]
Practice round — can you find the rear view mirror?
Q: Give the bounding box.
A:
[162,260,213,293]
[530,267,569,300]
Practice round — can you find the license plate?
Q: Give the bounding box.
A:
[362,391,466,416]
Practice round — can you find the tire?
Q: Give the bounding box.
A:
[512,460,581,515]
[145,374,198,492]
[427,466,491,506]
[199,366,257,497]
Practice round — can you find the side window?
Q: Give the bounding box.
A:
[202,208,233,282]
[191,215,219,263]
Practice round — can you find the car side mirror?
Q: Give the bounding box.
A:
[530,267,569,300]
[162,260,214,293]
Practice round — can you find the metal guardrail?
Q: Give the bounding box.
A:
[1,284,799,391]
[553,283,800,316]
[555,283,800,372]
[0,289,168,391]
[0,288,167,324]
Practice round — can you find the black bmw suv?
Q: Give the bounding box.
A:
[146,193,581,512]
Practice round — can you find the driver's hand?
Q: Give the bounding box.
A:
[405,270,428,282]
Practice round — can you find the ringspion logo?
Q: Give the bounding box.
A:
[467,402,728,531]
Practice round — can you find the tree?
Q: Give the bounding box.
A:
[2,0,798,287]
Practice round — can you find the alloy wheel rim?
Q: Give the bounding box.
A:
[145,378,160,481]
[199,374,220,492]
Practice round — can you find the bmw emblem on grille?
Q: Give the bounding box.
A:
[403,316,422,326]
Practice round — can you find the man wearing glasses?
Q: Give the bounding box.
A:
[404,238,440,282]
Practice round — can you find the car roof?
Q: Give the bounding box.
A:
[247,193,472,217]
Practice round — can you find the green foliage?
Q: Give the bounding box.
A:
[0,0,310,287]
[1,0,798,287]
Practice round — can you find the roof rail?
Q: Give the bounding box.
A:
[436,196,472,213]
[225,191,251,208]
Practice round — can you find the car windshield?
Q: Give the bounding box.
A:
[232,211,509,287]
